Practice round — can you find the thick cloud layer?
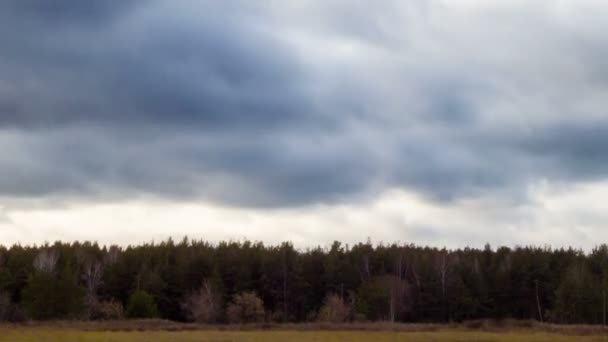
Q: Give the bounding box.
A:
[1,0,608,208]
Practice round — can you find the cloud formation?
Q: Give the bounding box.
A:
[1,0,608,215]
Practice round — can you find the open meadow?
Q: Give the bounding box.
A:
[1,329,608,342]
[2,322,608,342]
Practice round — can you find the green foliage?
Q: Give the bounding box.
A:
[549,262,600,324]
[125,290,159,319]
[355,278,390,321]
[22,268,85,320]
[0,239,606,324]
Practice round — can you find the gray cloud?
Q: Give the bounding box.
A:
[1,1,608,208]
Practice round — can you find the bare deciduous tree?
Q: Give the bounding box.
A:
[33,248,58,273]
[434,249,456,320]
[82,259,104,318]
[317,293,351,323]
[435,250,450,298]
[182,280,219,323]
[381,275,410,323]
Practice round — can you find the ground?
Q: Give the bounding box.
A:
[1,328,608,342]
[1,321,608,342]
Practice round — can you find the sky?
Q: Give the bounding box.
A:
[1,0,608,249]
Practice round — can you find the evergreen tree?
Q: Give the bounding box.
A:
[125,290,159,319]
[22,267,85,320]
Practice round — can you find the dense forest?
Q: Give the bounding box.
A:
[0,238,606,324]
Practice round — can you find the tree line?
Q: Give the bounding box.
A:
[0,238,606,324]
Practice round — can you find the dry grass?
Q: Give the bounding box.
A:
[0,319,445,332]
[1,320,608,341]
[1,327,608,342]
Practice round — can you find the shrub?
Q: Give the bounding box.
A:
[5,304,27,323]
[91,300,124,320]
[125,290,159,319]
[226,291,264,324]
[317,294,351,323]
[270,310,287,323]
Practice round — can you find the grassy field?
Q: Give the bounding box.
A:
[1,321,608,342]
[1,327,608,342]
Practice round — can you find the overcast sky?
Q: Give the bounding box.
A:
[1,0,608,249]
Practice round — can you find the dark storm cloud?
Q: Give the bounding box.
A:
[1,1,608,207]
[0,1,323,130]
[516,120,608,180]
[0,128,380,206]
[2,1,139,25]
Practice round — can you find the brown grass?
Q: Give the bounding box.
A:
[1,321,608,342]
[2,319,608,336]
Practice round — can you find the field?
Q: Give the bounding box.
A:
[1,329,608,342]
[1,322,608,342]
